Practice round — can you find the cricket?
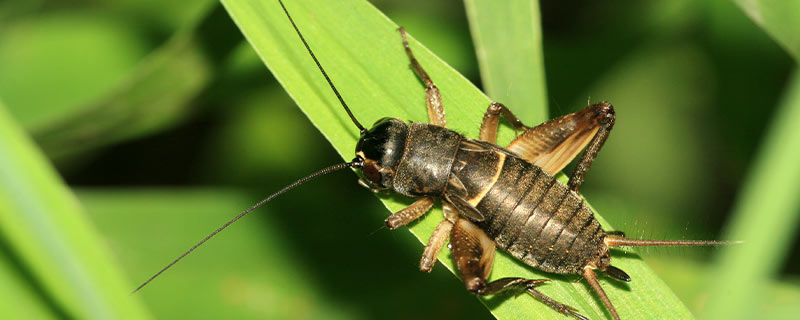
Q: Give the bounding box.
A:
[134,1,735,319]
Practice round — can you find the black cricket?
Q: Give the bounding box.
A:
[135,1,732,319]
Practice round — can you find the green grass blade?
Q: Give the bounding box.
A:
[31,30,211,159]
[29,6,222,159]
[703,70,800,319]
[0,100,150,319]
[464,0,548,123]
[0,12,150,129]
[79,188,356,319]
[733,0,800,61]
[222,0,696,318]
[649,256,800,319]
[0,243,58,319]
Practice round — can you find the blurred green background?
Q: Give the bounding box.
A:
[0,0,798,319]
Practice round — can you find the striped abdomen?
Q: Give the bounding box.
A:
[446,139,606,274]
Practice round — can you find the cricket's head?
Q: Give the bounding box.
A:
[354,117,409,190]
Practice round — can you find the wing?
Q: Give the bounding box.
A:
[506,106,603,175]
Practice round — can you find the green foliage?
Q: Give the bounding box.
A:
[703,73,800,319]
[221,0,697,319]
[0,101,149,319]
[79,188,355,319]
[464,0,548,123]
[0,0,798,319]
[734,0,800,61]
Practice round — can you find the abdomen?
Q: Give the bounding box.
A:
[449,139,605,274]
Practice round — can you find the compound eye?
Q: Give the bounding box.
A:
[362,160,382,183]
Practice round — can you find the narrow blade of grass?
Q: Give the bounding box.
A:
[223,0,696,318]
[464,0,548,123]
[31,30,210,159]
[30,5,225,160]
[703,70,800,319]
[0,241,59,319]
[79,188,355,319]
[0,101,150,319]
[734,0,800,61]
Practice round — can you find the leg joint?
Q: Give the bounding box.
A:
[488,102,504,114]
[466,277,486,295]
[591,101,616,126]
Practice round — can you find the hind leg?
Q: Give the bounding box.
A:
[499,102,615,189]
[478,102,532,144]
[583,266,620,320]
[450,218,587,320]
[567,102,615,192]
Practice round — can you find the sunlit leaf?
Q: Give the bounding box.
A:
[464,0,548,123]
[703,70,800,319]
[0,100,150,319]
[734,0,800,61]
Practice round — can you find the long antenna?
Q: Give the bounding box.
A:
[278,0,367,135]
[133,159,363,293]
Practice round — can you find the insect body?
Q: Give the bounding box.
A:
[136,1,732,319]
[346,20,724,319]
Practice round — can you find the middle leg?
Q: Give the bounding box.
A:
[418,203,459,272]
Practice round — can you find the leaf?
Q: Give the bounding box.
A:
[702,70,800,319]
[464,0,548,123]
[0,239,59,319]
[29,5,225,159]
[30,28,211,159]
[0,12,150,129]
[648,255,800,319]
[0,100,150,319]
[734,0,800,61]
[222,0,696,318]
[79,188,355,320]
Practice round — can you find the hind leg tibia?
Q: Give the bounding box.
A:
[479,102,532,144]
